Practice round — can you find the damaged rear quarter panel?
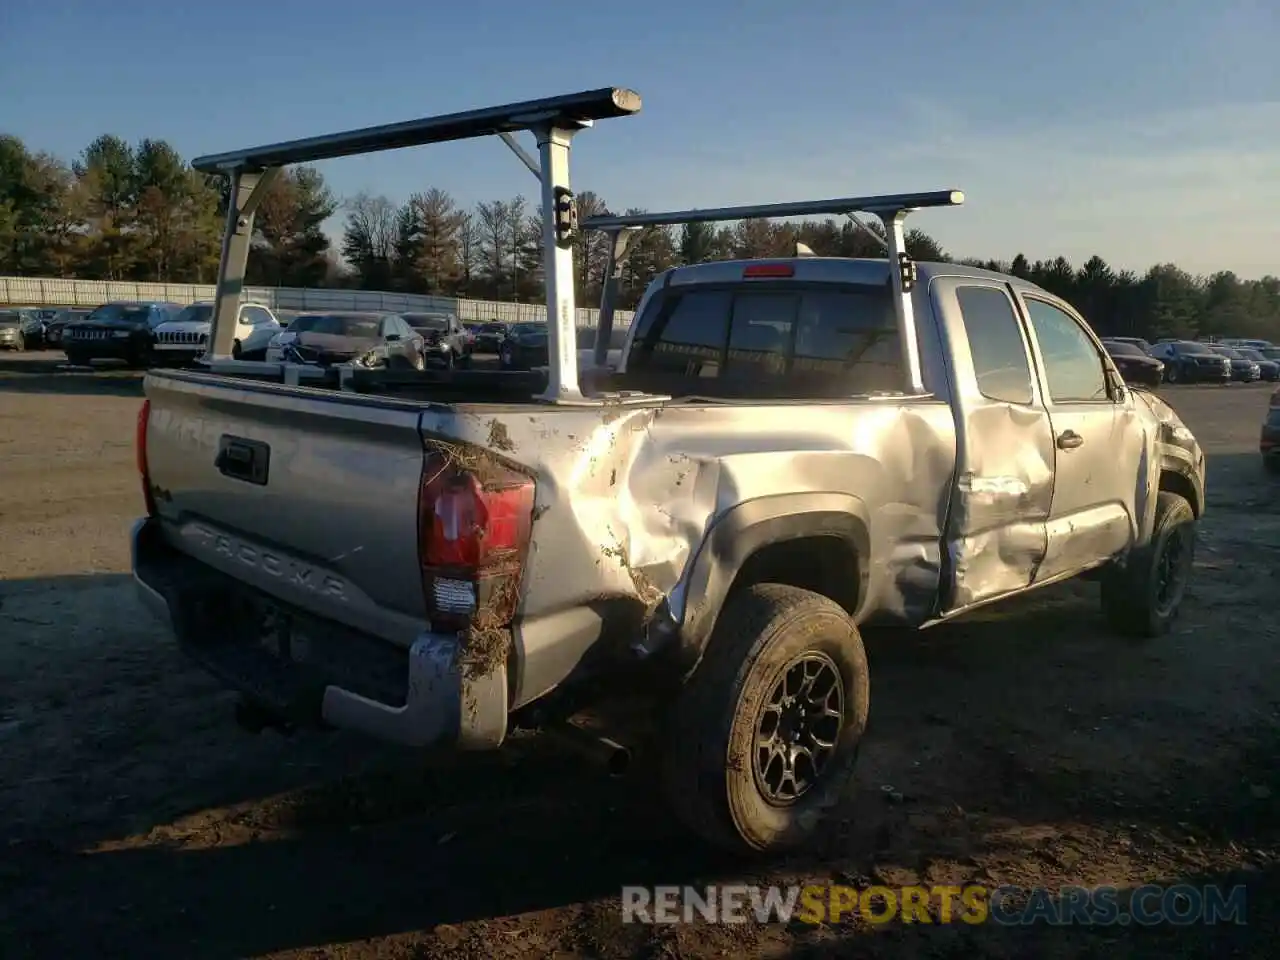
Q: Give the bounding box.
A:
[426,399,957,707]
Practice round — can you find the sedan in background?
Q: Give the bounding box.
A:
[0,309,30,350]
[1207,344,1262,383]
[43,308,91,347]
[1236,347,1280,382]
[0,307,48,349]
[1101,338,1164,389]
[1149,340,1232,384]
[61,301,184,367]
[402,312,472,368]
[1106,335,1154,355]
[472,321,508,353]
[265,311,426,369]
[499,321,549,370]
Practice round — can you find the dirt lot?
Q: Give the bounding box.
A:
[2,350,1278,959]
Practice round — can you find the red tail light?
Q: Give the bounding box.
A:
[417,449,535,631]
[743,263,794,278]
[136,397,157,517]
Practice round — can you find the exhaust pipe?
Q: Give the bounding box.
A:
[546,722,632,776]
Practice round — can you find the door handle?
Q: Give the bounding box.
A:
[1056,430,1084,450]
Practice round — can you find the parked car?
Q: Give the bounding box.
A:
[498,321,549,369]
[1207,344,1262,383]
[1235,347,1280,382]
[0,309,29,350]
[43,308,91,347]
[1262,388,1280,474]
[1100,338,1164,389]
[1148,340,1232,384]
[1106,336,1154,355]
[402,312,473,368]
[1262,347,1280,363]
[472,321,508,353]
[1223,338,1274,352]
[0,307,48,349]
[152,300,281,364]
[264,311,426,369]
[62,301,184,367]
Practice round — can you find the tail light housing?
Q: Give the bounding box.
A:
[136,397,157,517]
[417,448,536,632]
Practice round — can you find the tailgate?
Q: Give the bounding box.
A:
[143,373,429,646]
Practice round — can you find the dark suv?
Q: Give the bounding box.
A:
[62,301,183,367]
[1149,340,1232,384]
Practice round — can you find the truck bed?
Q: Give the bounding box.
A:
[141,367,956,712]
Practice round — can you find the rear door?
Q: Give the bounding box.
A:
[932,279,1055,612]
[1017,294,1139,582]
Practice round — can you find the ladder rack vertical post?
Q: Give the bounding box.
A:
[535,125,584,402]
[209,167,278,360]
[879,208,925,395]
[594,227,641,368]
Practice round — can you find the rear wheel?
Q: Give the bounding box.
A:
[1265,458,1280,476]
[1101,491,1196,638]
[232,339,243,360]
[15,331,25,351]
[660,583,869,855]
[1166,364,1180,384]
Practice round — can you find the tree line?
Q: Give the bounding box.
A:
[2,132,1277,341]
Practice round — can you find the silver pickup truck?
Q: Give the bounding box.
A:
[131,87,1206,856]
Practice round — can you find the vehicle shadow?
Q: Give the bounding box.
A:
[2,453,1276,958]
[0,353,145,397]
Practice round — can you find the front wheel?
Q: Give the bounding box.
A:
[1100,491,1196,638]
[660,583,869,855]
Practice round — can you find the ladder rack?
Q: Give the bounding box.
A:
[191,87,641,403]
[581,191,965,395]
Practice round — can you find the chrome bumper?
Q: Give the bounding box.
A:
[130,517,507,750]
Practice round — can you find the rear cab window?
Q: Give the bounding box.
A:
[954,286,1034,404]
[622,281,903,398]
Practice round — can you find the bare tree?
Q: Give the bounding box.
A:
[476,199,509,295]
[456,211,481,294]
[341,192,397,288]
[505,195,528,299]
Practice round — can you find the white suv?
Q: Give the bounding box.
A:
[152,300,281,364]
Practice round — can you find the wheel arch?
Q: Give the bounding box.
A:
[670,493,871,675]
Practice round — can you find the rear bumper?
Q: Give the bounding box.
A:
[130,517,507,750]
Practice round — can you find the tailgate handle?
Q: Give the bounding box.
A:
[216,435,270,485]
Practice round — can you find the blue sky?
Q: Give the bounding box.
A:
[3,0,1277,278]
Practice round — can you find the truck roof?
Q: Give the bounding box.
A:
[657,257,1042,294]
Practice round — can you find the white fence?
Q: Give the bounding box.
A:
[0,276,635,329]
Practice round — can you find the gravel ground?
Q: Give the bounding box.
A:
[1,349,1278,959]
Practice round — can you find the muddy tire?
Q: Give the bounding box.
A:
[660,583,869,855]
[1101,491,1196,638]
